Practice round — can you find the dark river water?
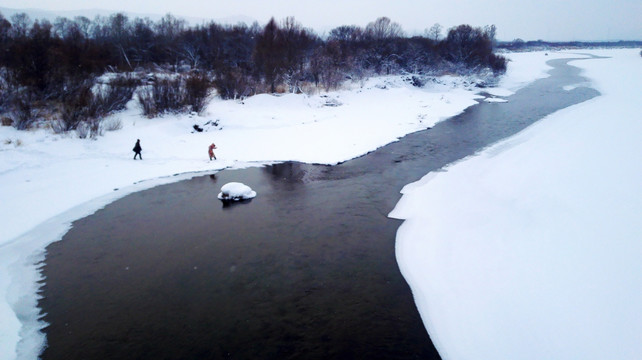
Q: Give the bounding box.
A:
[39,57,600,360]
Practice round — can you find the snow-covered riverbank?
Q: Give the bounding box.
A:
[390,48,642,359]
[0,50,609,359]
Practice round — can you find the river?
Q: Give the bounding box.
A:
[38,57,600,360]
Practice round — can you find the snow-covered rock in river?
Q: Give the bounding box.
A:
[217,182,257,201]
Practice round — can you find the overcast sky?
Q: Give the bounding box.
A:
[0,0,640,41]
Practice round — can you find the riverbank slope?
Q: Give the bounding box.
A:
[390,48,642,359]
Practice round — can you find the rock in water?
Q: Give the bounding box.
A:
[218,182,257,201]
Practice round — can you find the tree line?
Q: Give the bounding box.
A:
[0,11,506,132]
[499,38,642,51]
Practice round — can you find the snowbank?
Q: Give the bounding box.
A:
[0,50,576,359]
[390,48,642,359]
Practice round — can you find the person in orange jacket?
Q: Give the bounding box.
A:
[208,143,217,160]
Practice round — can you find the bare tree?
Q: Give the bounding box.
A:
[328,25,363,42]
[484,24,497,49]
[130,17,155,65]
[253,18,282,93]
[280,17,316,92]
[441,24,505,74]
[365,17,404,40]
[9,13,31,38]
[0,12,11,44]
[155,13,187,68]
[52,17,70,38]
[155,13,185,40]
[73,16,92,38]
[426,23,442,41]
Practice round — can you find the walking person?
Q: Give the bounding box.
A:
[133,139,142,160]
[208,143,217,160]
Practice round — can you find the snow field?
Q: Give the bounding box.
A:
[389,48,642,359]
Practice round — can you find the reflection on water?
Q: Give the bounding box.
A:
[39,58,600,360]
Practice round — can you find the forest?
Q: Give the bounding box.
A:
[0,12,506,133]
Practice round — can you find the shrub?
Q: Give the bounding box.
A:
[88,118,101,138]
[12,93,38,130]
[136,86,156,117]
[92,74,139,116]
[76,121,90,138]
[137,73,213,117]
[50,119,65,134]
[136,78,184,117]
[155,78,184,114]
[61,82,93,131]
[74,118,101,139]
[213,68,253,100]
[59,75,136,133]
[102,117,123,132]
[488,53,507,74]
[185,72,211,112]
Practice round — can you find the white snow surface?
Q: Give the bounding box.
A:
[0,50,594,359]
[218,182,257,200]
[389,48,642,359]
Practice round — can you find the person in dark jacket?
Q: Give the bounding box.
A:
[133,139,142,160]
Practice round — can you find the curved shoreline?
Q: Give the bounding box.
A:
[0,50,592,359]
[36,55,600,359]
